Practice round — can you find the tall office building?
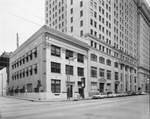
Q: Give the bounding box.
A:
[137,0,150,92]
[45,0,140,94]
[45,0,150,94]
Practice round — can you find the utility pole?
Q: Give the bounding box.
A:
[67,57,76,100]
[16,33,19,48]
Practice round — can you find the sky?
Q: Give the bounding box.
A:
[0,0,150,54]
[0,0,44,54]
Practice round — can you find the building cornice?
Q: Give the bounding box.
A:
[138,66,150,72]
[44,25,89,51]
[138,0,150,26]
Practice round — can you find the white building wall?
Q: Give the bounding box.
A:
[0,68,7,96]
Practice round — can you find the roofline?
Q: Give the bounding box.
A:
[10,25,89,58]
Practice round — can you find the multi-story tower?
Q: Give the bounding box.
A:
[137,0,150,92]
[45,0,139,94]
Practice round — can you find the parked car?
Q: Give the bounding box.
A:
[121,92,128,96]
[116,92,123,97]
[130,91,137,96]
[135,91,141,95]
[107,92,117,98]
[141,92,146,95]
[92,93,107,99]
[127,91,132,96]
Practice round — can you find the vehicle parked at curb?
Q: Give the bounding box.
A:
[116,92,123,97]
[107,91,117,98]
[141,92,146,95]
[92,93,107,99]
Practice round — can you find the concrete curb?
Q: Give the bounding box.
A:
[0,95,92,102]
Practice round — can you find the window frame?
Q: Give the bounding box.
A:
[51,79,61,93]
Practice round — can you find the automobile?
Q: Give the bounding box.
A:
[107,92,117,98]
[92,93,107,99]
[130,91,137,96]
[116,92,123,97]
[127,91,132,96]
[121,92,128,96]
[135,91,141,95]
[141,92,146,95]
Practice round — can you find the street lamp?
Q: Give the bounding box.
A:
[67,57,76,100]
[0,73,3,96]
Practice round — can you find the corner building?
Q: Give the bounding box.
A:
[45,0,139,95]
[9,25,89,100]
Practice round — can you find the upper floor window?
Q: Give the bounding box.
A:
[71,0,73,5]
[33,64,37,74]
[33,48,37,58]
[99,68,105,77]
[99,57,105,64]
[91,66,97,77]
[51,45,61,57]
[80,1,83,7]
[77,53,84,63]
[107,70,111,79]
[66,65,73,75]
[80,10,83,17]
[66,50,73,59]
[78,67,84,76]
[114,62,118,68]
[51,79,61,93]
[91,54,97,62]
[106,59,111,66]
[51,62,61,73]
[29,51,32,60]
[115,72,119,80]
[71,8,73,14]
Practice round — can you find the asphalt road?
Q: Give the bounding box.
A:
[0,95,149,119]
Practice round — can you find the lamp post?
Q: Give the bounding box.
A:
[0,73,3,96]
[67,57,76,100]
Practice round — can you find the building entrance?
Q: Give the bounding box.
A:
[115,84,118,93]
[99,83,104,93]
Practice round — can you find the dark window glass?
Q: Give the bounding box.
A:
[78,67,84,76]
[66,65,73,75]
[51,79,61,93]
[107,70,111,79]
[66,50,73,59]
[51,45,61,57]
[91,54,97,62]
[91,66,97,77]
[51,62,61,73]
[77,53,84,63]
[99,68,105,77]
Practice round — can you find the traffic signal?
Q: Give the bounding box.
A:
[81,77,85,88]
[37,80,42,88]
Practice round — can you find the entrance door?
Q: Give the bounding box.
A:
[99,83,104,93]
[115,84,118,93]
[70,85,73,97]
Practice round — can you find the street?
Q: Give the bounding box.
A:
[0,95,149,119]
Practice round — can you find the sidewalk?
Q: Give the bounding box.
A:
[0,95,91,102]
